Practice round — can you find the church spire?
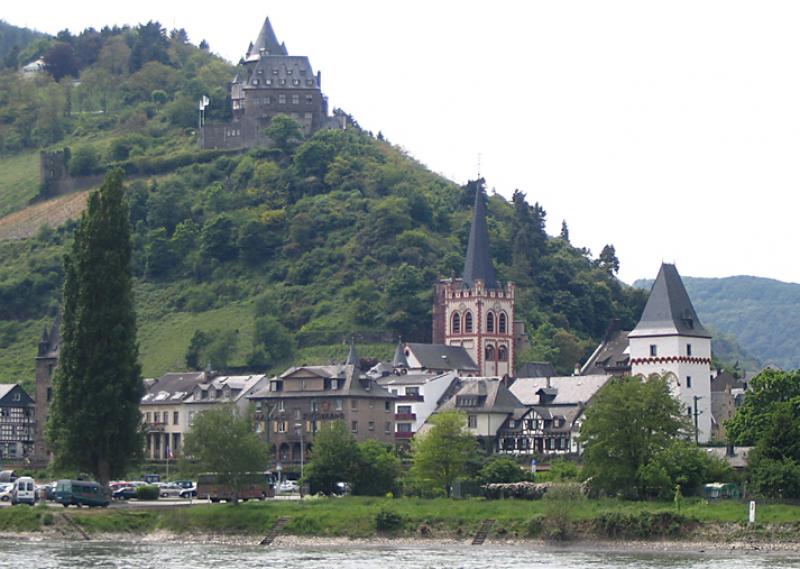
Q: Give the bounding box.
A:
[345,338,359,367]
[249,17,288,57]
[462,180,498,289]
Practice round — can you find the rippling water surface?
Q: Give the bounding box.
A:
[1,541,798,569]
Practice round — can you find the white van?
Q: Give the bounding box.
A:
[11,476,36,506]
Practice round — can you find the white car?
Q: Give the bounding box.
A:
[159,483,184,498]
[277,480,298,493]
[0,483,12,501]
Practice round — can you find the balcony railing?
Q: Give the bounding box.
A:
[145,421,167,432]
[394,431,415,439]
[394,413,416,421]
[397,394,424,402]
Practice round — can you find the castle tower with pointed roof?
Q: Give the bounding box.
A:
[33,314,60,465]
[629,263,713,442]
[432,181,515,377]
[201,17,333,150]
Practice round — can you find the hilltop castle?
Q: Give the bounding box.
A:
[201,18,339,150]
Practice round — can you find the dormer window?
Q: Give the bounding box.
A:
[252,79,259,86]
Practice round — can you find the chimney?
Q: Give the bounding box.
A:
[546,377,551,389]
[573,363,580,376]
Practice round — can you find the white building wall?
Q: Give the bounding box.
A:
[630,335,713,442]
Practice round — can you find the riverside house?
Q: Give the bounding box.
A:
[0,384,35,463]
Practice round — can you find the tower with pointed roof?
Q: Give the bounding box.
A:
[432,181,516,377]
[33,314,60,465]
[201,17,333,150]
[629,263,713,442]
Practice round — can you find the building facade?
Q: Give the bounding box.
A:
[249,363,395,466]
[628,263,713,443]
[432,183,516,377]
[0,384,35,463]
[201,18,333,150]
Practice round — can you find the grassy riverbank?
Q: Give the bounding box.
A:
[2,497,799,543]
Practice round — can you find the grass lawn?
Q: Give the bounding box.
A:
[57,496,800,537]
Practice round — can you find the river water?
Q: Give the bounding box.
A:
[0,541,798,569]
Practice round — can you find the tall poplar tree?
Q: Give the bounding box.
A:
[48,169,143,484]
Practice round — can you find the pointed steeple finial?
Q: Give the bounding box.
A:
[345,337,359,367]
[392,338,408,369]
[462,179,498,289]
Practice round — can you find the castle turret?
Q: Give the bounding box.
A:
[629,263,713,442]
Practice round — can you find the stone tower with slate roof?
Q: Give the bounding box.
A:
[201,17,332,149]
[33,314,60,465]
[432,182,515,378]
[629,263,713,442]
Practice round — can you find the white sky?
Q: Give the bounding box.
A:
[6,1,799,285]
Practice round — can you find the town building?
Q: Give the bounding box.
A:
[248,346,396,466]
[628,263,713,443]
[32,316,59,466]
[431,378,525,452]
[140,371,267,461]
[500,375,611,456]
[432,184,517,377]
[0,384,36,463]
[402,343,479,376]
[377,370,459,447]
[201,18,336,150]
[579,319,632,376]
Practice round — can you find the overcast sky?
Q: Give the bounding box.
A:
[6,1,799,285]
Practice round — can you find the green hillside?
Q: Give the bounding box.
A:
[0,20,648,392]
[634,275,800,371]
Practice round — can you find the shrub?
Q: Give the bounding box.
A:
[375,508,403,532]
[69,145,100,176]
[136,485,159,500]
[542,483,585,541]
[525,515,545,537]
[482,482,552,500]
[593,511,691,539]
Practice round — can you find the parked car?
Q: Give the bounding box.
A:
[55,479,109,508]
[159,483,184,498]
[0,482,13,501]
[174,479,194,490]
[277,480,298,493]
[11,477,37,506]
[112,486,138,500]
[179,484,197,498]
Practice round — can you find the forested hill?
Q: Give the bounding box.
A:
[0,20,647,391]
[634,275,800,371]
[0,20,48,65]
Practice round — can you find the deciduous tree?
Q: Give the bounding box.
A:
[411,411,477,497]
[581,375,687,499]
[182,404,268,504]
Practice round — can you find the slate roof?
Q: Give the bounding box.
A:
[37,314,61,359]
[462,186,498,289]
[405,343,479,372]
[391,340,409,368]
[516,362,556,378]
[248,17,288,57]
[245,55,320,90]
[630,263,711,339]
[437,378,525,415]
[141,372,207,405]
[510,375,611,406]
[580,326,631,376]
[0,385,18,401]
[249,364,394,400]
[377,371,454,388]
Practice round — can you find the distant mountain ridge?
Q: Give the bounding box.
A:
[634,275,800,371]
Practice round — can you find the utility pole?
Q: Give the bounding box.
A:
[693,395,703,445]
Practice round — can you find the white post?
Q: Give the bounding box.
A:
[749,501,756,524]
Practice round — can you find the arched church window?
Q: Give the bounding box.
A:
[487,312,495,333]
[485,344,495,361]
[498,345,508,361]
[499,312,507,334]
[452,312,461,334]
[465,311,473,333]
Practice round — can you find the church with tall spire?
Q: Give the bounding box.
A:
[432,181,516,377]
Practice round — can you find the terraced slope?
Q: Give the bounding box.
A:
[0,190,91,240]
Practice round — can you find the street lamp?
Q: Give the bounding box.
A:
[294,422,304,494]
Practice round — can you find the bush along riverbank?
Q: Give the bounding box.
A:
[1,497,799,547]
